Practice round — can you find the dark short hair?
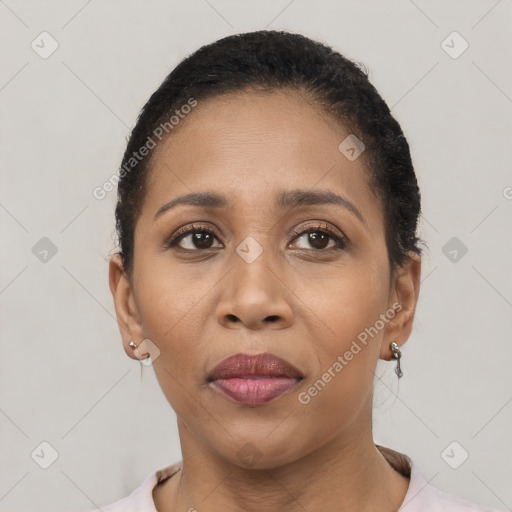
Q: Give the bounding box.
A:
[114,30,422,277]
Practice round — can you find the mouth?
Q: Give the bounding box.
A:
[207,352,303,406]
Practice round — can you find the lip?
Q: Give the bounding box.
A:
[208,353,303,406]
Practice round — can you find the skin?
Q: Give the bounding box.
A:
[109,89,421,512]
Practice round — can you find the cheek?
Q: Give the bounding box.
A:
[136,250,215,328]
[136,270,211,416]
[295,258,389,408]
[300,259,388,352]
[295,268,386,426]
[134,264,215,377]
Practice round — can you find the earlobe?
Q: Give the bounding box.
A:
[108,254,145,360]
[380,252,422,360]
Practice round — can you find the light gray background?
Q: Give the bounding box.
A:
[1,1,511,510]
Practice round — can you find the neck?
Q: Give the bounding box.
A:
[158,423,410,512]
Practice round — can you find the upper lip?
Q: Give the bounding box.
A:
[208,352,303,381]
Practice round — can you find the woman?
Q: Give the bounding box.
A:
[99,30,496,511]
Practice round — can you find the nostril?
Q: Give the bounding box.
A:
[265,315,280,322]
[227,314,239,322]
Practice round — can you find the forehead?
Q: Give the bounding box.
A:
[141,90,379,224]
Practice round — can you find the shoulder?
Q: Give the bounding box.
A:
[400,456,497,512]
[86,461,182,512]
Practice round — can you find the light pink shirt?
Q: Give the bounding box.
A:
[89,456,497,511]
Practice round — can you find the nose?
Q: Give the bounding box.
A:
[216,249,294,331]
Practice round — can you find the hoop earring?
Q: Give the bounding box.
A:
[129,341,144,381]
[390,341,403,378]
[128,340,151,360]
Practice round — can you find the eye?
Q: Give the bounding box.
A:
[167,224,223,251]
[290,223,347,251]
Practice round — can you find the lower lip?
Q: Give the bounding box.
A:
[210,377,300,405]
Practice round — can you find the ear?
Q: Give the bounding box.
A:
[380,252,421,360]
[109,253,145,361]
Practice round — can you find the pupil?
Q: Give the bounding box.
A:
[193,232,213,249]
[309,232,328,249]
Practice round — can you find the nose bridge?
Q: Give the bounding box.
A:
[216,234,293,329]
[231,234,278,304]
[233,236,275,296]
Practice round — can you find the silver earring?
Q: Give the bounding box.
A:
[129,341,143,379]
[390,341,403,378]
[128,340,150,361]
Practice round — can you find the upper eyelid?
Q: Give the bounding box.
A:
[290,221,345,238]
[289,225,347,250]
[169,223,225,246]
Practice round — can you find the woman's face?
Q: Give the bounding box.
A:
[110,90,420,469]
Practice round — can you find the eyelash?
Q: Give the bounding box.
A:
[167,222,347,252]
[289,223,347,251]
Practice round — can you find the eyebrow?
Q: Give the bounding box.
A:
[153,189,367,227]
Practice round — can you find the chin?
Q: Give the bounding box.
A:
[209,429,309,471]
